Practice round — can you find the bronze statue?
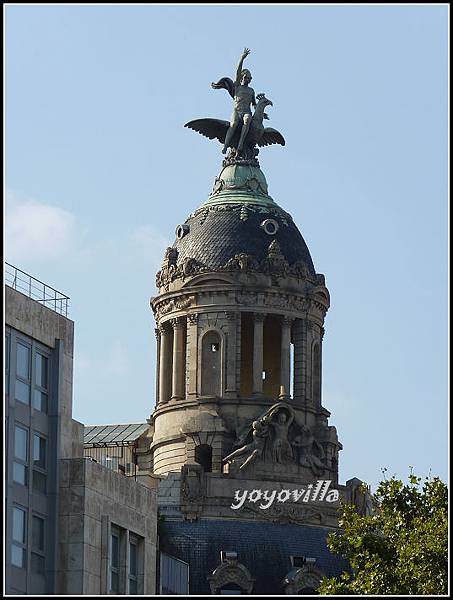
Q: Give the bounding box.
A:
[212,48,256,154]
[185,48,285,157]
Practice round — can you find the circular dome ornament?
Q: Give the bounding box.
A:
[176,224,190,239]
[261,218,279,235]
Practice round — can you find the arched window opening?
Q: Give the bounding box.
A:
[219,582,244,595]
[201,331,222,396]
[195,444,212,472]
[263,315,281,398]
[240,313,253,396]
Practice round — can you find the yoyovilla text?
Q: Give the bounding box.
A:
[231,480,339,510]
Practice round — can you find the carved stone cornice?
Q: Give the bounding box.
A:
[224,311,238,322]
[170,316,185,330]
[281,316,295,328]
[187,313,199,325]
[154,295,194,319]
[157,322,171,335]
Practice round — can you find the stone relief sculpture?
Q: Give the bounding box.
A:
[222,418,270,470]
[181,464,204,502]
[185,48,285,159]
[268,406,294,464]
[292,426,326,476]
[223,402,328,476]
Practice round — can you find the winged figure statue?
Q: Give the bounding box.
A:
[184,48,285,156]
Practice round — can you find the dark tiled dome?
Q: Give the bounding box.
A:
[172,203,316,275]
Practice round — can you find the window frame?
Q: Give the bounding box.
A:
[31,514,46,576]
[33,351,50,413]
[15,341,31,406]
[32,432,48,495]
[11,505,27,569]
[13,423,29,487]
[128,534,139,594]
[110,525,121,594]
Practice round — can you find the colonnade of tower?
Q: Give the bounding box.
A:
[154,311,323,405]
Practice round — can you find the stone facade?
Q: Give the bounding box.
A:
[146,160,369,593]
[57,458,158,595]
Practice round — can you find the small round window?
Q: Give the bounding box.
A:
[261,218,279,235]
[175,224,189,239]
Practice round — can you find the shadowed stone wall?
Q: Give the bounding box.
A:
[57,458,158,595]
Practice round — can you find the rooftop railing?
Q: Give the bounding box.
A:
[5,262,70,317]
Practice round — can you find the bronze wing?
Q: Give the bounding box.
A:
[258,127,286,147]
[184,119,230,144]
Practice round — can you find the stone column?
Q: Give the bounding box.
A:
[155,328,160,406]
[280,316,292,397]
[252,313,265,396]
[171,317,185,400]
[225,311,239,397]
[293,318,305,402]
[187,313,198,397]
[158,323,172,405]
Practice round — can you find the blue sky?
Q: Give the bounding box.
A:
[5,5,448,491]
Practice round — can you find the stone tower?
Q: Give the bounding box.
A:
[151,157,341,481]
[146,50,370,593]
[146,154,369,594]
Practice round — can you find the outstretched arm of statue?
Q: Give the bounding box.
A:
[235,47,251,83]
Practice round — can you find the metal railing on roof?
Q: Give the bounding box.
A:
[5,262,70,317]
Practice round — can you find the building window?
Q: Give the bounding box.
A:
[110,527,120,593]
[128,535,138,594]
[201,331,222,396]
[32,434,47,494]
[5,333,10,395]
[31,515,45,575]
[33,353,49,413]
[219,583,244,594]
[195,444,212,472]
[15,342,31,405]
[11,506,27,568]
[13,425,28,486]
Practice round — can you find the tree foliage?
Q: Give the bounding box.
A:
[318,473,448,595]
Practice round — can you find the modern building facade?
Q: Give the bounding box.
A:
[4,267,158,595]
[5,270,82,595]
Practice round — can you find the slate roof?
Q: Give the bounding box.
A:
[173,206,316,275]
[158,519,349,595]
[83,423,148,446]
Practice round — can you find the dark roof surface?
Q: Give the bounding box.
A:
[159,519,349,594]
[83,423,148,446]
[173,206,316,274]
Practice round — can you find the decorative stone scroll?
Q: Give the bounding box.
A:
[208,556,255,595]
[283,564,325,595]
[180,463,205,520]
[155,237,319,289]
